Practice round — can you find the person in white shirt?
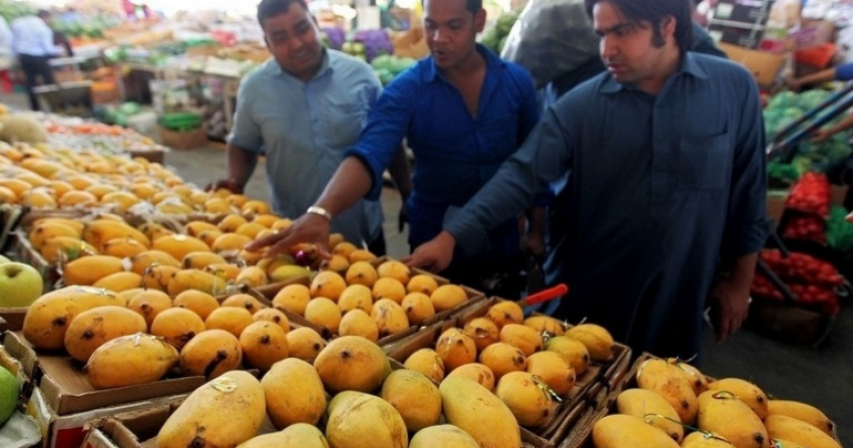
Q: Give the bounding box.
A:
[11,10,63,110]
[0,16,12,70]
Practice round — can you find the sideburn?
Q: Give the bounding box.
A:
[651,25,665,48]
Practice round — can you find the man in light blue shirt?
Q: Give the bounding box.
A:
[210,0,406,253]
[11,10,62,110]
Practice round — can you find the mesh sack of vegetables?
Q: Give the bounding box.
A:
[500,0,599,88]
[826,205,853,252]
[760,249,844,287]
[785,172,831,217]
[751,272,840,315]
[783,214,827,244]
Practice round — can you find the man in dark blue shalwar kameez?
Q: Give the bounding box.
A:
[408,0,768,359]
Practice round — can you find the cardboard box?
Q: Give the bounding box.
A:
[830,184,849,207]
[11,230,61,294]
[127,149,165,165]
[0,342,34,409]
[28,388,188,448]
[3,330,206,448]
[767,189,790,228]
[384,297,631,448]
[2,331,39,382]
[81,380,543,448]
[719,42,787,89]
[158,126,207,150]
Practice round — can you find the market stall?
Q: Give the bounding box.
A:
[0,0,850,446]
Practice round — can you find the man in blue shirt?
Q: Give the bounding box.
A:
[11,10,63,111]
[209,0,407,253]
[247,0,541,295]
[408,0,767,359]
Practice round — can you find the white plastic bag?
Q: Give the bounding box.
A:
[500,0,600,88]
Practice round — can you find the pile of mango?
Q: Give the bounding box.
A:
[156,336,523,448]
[28,214,333,293]
[593,357,839,448]
[20,283,336,387]
[271,259,473,342]
[401,305,615,430]
[0,140,229,215]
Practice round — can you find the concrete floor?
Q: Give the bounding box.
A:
[166,146,853,443]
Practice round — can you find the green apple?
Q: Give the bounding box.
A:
[0,262,43,308]
[0,366,19,426]
[0,255,10,265]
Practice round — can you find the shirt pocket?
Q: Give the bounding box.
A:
[324,100,368,150]
[677,131,731,190]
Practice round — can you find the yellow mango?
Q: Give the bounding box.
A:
[64,306,147,362]
[82,220,150,252]
[440,376,521,448]
[63,255,125,286]
[410,425,479,448]
[697,391,769,448]
[315,336,391,393]
[236,424,330,448]
[156,371,265,448]
[179,329,242,379]
[152,234,211,261]
[130,250,180,275]
[565,324,614,362]
[681,432,736,448]
[92,271,142,292]
[23,286,125,349]
[636,358,698,424]
[767,400,835,437]
[39,237,98,264]
[765,415,841,448]
[326,391,408,448]
[84,333,178,389]
[615,388,683,442]
[166,269,228,297]
[708,378,769,420]
[262,358,327,429]
[380,369,442,432]
[592,414,680,448]
[29,222,80,250]
[495,371,557,428]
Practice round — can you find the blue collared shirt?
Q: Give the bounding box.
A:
[229,50,384,245]
[345,44,539,257]
[11,16,61,57]
[444,52,767,357]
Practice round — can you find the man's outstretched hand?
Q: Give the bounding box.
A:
[206,178,243,194]
[245,213,333,260]
[404,231,457,273]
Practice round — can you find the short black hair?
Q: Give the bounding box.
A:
[583,0,693,52]
[37,9,51,19]
[422,0,483,15]
[257,0,309,29]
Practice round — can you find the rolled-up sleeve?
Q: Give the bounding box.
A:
[228,80,263,153]
[725,76,768,256]
[445,106,573,254]
[343,76,413,201]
